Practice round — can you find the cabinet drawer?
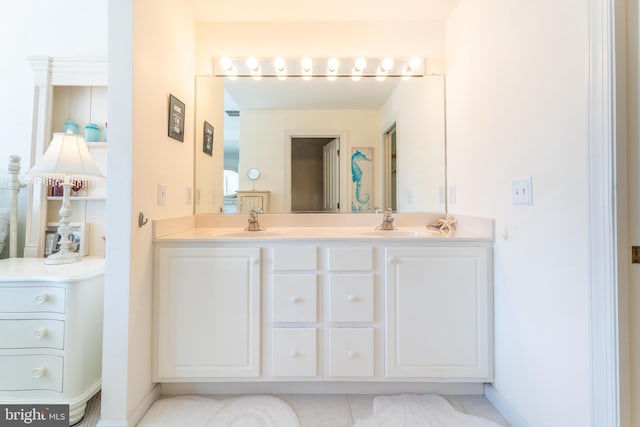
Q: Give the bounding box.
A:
[273,275,317,322]
[0,287,65,314]
[328,328,374,377]
[328,275,374,322]
[0,355,63,392]
[273,247,317,271]
[0,319,64,349]
[327,247,373,271]
[272,328,317,377]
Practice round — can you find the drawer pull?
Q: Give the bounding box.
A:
[34,294,50,304]
[347,350,357,359]
[290,350,300,359]
[290,296,303,304]
[32,367,47,378]
[33,328,48,339]
[347,295,359,303]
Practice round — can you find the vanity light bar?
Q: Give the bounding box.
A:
[215,57,424,79]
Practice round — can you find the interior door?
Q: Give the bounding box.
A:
[323,138,340,211]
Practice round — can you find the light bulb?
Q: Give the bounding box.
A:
[354,57,367,72]
[381,58,394,72]
[327,57,340,73]
[274,57,286,72]
[408,56,421,71]
[246,56,260,72]
[220,57,233,72]
[301,57,313,73]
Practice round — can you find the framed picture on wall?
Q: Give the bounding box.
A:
[203,121,214,156]
[45,222,88,257]
[168,94,185,142]
[351,147,374,212]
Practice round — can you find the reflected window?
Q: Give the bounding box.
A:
[224,170,239,196]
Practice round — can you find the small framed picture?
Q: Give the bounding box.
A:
[203,121,214,156]
[45,222,88,257]
[168,94,185,142]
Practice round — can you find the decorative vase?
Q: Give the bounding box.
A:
[63,120,79,134]
[84,123,101,142]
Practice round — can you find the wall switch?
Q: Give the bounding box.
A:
[157,184,167,206]
[407,191,413,204]
[185,186,192,205]
[448,185,457,204]
[196,188,201,204]
[512,177,533,205]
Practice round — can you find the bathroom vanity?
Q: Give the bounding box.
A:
[152,214,493,392]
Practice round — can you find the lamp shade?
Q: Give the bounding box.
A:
[27,131,103,183]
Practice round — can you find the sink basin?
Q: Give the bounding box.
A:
[363,229,443,238]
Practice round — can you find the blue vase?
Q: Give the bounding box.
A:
[63,120,79,134]
[84,123,101,142]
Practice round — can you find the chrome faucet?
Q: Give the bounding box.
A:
[245,208,265,231]
[376,208,397,231]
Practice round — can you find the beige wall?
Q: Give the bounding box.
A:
[446,1,591,425]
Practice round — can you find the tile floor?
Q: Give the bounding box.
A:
[77,392,511,426]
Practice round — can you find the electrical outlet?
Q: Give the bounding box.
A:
[512,177,533,205]
[157,184,167,206]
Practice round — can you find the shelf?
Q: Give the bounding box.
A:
[47,196,106,201]
[86,142,107,149]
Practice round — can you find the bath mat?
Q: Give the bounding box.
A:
[353,394,502,427]
[138,395,299,427]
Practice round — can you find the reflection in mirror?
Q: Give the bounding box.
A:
[194,74,446,215]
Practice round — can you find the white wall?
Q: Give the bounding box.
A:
[239,109,380,212]
[446,1,591,426]
[0,1,108,257]
[102,0,195,424]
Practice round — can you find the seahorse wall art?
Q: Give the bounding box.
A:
[351,148,372,212]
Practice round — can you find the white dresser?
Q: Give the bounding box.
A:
[0,257,104,425]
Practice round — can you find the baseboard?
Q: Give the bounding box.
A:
[160,381,485,396]
[96,384,160,427]
[128,384,161,426]
[484,384,530,427]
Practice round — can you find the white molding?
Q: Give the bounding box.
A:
[588,0,621,426]
[95,384,160,427]
[484,384,530,427]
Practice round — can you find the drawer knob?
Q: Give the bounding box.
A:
[34,328,48,339]
[347,350,357,359]
[290,296,303,304]
[32,367,47,378]
[34,294,50,304]
[290,350,300,359]
[347,295,359,303]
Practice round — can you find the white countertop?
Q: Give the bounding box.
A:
[0,256,105,282]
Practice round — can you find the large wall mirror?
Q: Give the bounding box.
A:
[194,72,446,215]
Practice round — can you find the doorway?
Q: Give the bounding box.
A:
[383,124,397,211]
[290,137,340,212]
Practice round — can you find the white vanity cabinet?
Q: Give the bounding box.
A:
[153,231,493,388]
[154,247,261,380]
[385,246,493,380]
[0,257,104,425]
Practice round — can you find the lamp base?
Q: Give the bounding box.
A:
[44,250,82,265]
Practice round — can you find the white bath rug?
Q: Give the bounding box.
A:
[138,395,299,427]
[353,394,502,427]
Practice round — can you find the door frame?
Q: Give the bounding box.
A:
[284,130,348,212]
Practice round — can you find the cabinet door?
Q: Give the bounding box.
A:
[155,247,261,379]
[385,247,492,380]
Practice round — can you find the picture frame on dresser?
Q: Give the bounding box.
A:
[45,222,88,257]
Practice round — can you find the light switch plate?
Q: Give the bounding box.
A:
[512,177,533,205]
[157,184,167,206]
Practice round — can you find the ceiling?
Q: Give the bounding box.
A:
[192,0,460,23]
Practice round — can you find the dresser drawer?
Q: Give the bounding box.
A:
[328,328,374,377]
[0,287,65,313]
[273,275,317,322]
[0,355,63,392]
[328,274,374,322]
[0,319,64,349]
[327,247,373,271]
[272,328,317,377]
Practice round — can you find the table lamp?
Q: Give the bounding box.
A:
[27,130,104,264]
